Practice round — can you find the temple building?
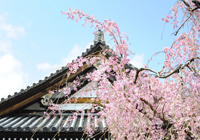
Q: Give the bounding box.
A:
[0,29,135,140]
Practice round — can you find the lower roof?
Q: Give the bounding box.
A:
[0,113,109,139]
[0,114,106,133]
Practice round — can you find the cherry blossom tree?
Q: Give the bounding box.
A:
[47,0,200,139]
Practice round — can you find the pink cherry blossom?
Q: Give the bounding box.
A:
[45,1,200,139]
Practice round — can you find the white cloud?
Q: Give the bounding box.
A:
[0,54,28,98]
[0,40,12,53]
[130,54,144,68]
[0,13,25,39]
[37,42,93,71]
[0,13,8,22]
[0,22,25,38]
[61,44,82,65]
[36,62,59,71]
[0,13,27,98]
[64,42,92,64]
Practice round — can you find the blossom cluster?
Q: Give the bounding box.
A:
[46,1,200,139]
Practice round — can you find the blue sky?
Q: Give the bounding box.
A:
[0,0,179,98]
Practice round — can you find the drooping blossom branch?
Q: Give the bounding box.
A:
[39,1,200,139]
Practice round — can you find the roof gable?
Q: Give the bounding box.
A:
[0,31,108,116]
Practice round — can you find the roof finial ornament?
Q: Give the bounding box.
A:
[94,28,105,45]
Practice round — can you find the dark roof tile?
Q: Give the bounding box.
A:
[0,114,105,133]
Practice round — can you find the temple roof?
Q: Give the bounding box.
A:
[0,30,136,116]
[0,114,107,139]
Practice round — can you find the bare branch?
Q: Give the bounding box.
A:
[172,0,200,36]
[133,57,200,84]
[173,14,192,36]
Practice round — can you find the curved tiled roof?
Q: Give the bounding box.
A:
[0,114,106,133]
[0,113,108,139]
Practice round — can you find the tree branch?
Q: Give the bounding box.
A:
[133,57,200,84]
[140,98,166,122]
[173,14,192,36]
[173,0,200,36]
